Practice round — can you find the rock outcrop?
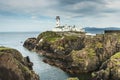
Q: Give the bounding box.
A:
[24,31,120,80]
[92,52,120,80]
[23,38,37,51]
[0,46,39,80]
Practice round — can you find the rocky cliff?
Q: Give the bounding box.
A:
[92,52,120,80]
[0,46,39,80]
[24,31,120,80]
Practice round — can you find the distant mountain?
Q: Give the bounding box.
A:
[84,27,120,34]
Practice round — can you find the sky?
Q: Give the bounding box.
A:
[0,0,120,32]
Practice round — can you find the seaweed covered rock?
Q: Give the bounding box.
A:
[0,46,39,80]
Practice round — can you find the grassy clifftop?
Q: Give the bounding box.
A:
[37,31,62,43]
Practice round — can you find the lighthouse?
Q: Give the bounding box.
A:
[52,16,84,32]
[56,16,60,27]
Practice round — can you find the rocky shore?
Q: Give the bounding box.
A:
[0,46,39,80]
[24,31,120,80]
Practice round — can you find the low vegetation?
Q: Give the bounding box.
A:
[67,77,79,80]
[37,31,62,43]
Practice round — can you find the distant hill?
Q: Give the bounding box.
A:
[84,27,120,34]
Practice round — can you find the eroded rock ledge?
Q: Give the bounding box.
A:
[0,46,39,80]
[24,31,120,80]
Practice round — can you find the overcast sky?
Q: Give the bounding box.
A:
[0,0,120,32]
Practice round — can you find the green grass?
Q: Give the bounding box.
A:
[64,35,78,40]
[38,31,62,43]
[37,31,80,44]
[0,46,11,51]
[45,37,61,43]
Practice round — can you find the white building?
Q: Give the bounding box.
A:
[52,16,84,32]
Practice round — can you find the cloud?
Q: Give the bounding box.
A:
[0,0,58,15]
[0,0,120,18]
[0,0,120,31]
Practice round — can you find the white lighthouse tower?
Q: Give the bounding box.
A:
[56,16,60,27]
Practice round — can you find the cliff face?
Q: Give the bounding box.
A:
[24,31,120,80]
[0,46,39,80]
[92,52,120,80]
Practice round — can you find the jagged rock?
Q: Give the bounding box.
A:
[23,31,120,79]
[23,38,37,51]
[0,46,39,80]
[92,52,120,80]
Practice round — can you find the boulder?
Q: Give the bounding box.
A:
[23,38,37,51]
